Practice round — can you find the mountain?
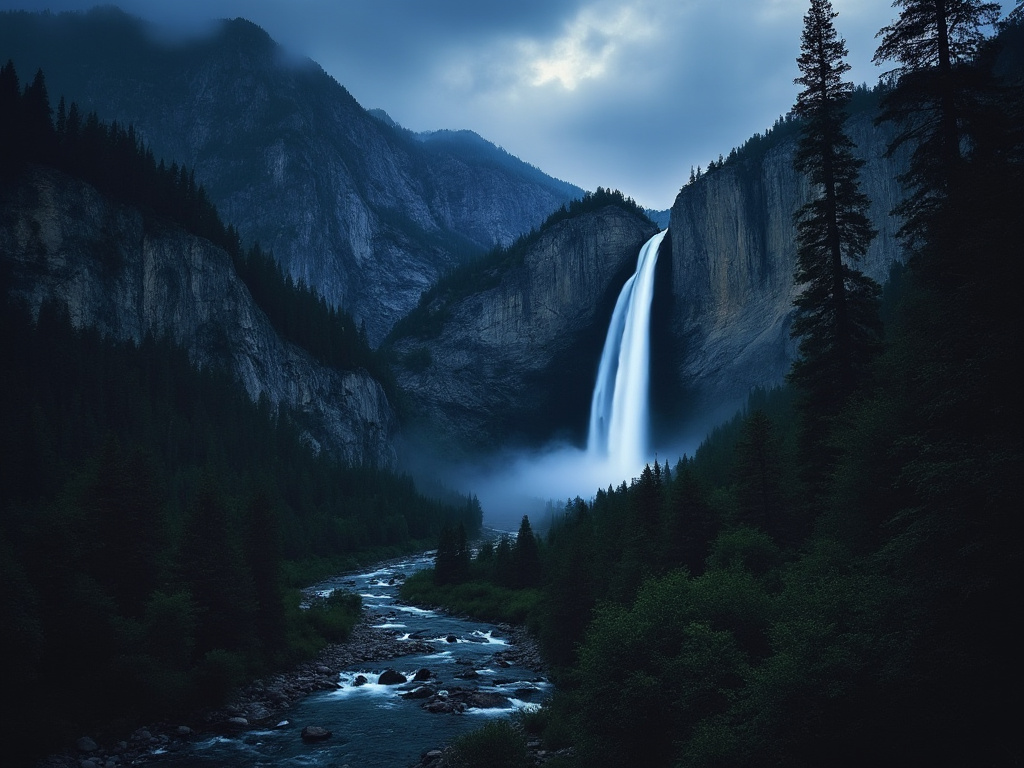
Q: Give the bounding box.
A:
[1,164,397,467]
[0,7,583,344]
[387,195,659,454]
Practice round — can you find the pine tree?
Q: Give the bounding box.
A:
[0,60,21,174]
[733,410,784,535]
[21,68,55,162]
[512,515,541,588]
[493,534,514,587]
[872,0,1002,254]
[788,0,882,482]
[434,523,470,585]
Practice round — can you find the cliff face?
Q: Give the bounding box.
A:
[389,206,660,452]
[1,166,397,467]
[668,110,910,418]
[0,9,582,344]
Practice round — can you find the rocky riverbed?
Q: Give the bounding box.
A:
[34,605,549,768]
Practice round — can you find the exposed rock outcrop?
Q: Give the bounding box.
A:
[668,110,910,420]
[1,165,397,466]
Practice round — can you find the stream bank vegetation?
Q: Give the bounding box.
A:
[406,7,1022,766]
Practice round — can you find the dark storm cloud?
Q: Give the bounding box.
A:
[1,0,1015,208]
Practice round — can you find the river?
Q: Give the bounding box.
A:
[143,550,550,767]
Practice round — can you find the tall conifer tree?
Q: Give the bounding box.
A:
[873,0,1002,253]
[788,0,881,475]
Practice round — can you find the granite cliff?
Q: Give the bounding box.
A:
[667,106,910,422]
[1,165,397,466]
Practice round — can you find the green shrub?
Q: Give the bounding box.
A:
[304,590,361,643]
[398,572,542,626]
[449,719,531,768]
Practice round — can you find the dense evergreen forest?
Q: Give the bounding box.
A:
[0,62,481,763]
[407,8,1023,767]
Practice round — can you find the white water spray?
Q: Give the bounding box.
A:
[587,229,668,480]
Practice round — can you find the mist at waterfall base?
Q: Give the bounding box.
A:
[462,432,700,531]
[448,230,703,531]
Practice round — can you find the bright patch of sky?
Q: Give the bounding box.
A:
[522,4,656,90]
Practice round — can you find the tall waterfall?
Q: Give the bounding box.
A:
[587,229,668,479]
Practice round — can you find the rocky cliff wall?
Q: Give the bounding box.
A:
[390,206,660,452]
[668,110,910,419]
[1,166,397,467]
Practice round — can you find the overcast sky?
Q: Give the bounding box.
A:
[2,1,1015,209]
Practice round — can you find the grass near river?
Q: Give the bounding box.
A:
[398,570,543,628]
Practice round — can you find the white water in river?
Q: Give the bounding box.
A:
[146,552,549,767]
[587,229,667,481]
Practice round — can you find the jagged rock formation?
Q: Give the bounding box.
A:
[388,206,659,453]
[1,166,397,467]
[668,109,910,421]
[0,8,582,343]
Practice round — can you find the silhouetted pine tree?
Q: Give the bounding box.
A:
[788,0,881,487]
[873,0,1002,256]
[433,522,470,585]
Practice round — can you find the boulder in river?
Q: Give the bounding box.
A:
[401,686,436,700]
[378,669,407,685]
[413,668,433,681]
[467,692,511,709]
[300,726,332,742]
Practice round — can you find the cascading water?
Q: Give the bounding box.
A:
[587,229,668,480]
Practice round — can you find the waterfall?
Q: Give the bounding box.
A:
[587,229,668,479]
